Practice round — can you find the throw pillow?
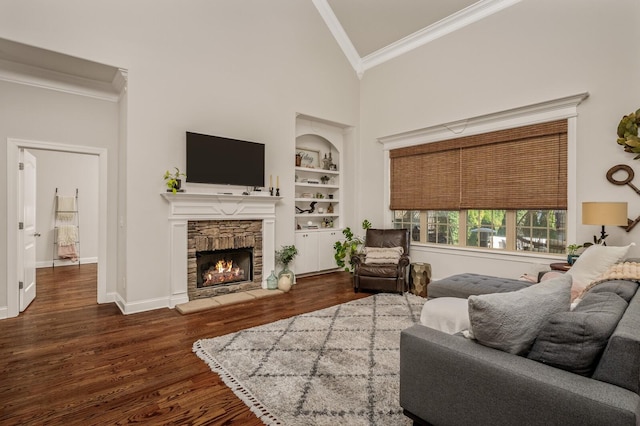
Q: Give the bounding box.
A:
[364,246,403,264]
[567,244,634,297]
[527,291,628,376]
[467,274,572,355]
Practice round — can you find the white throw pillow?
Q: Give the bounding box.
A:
[364,246,404,264]
[467,274,572,355]
[567,244,634,296]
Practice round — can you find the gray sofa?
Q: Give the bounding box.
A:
[400,276,640,426]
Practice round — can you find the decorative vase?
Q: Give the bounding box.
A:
[278,274,292,292]
[267,270,278,290]
[278,266,295,286]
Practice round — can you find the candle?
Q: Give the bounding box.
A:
[270,175,273,188]
[277,176,280,188]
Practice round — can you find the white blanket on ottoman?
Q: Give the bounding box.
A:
[420,297,470,334]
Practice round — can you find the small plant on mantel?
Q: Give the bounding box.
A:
[164,167,186,194]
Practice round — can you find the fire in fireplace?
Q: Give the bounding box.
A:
[197,248,253,288]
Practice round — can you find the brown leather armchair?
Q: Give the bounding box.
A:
[352,228,411,293]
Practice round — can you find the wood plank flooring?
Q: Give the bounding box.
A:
[0,264,367,425]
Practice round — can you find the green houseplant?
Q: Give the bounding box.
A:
[333,219,371,272]
[566,243,582,265]
[164,167,186,193]
[275,245,298,285]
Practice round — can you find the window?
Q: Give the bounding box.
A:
[389,120,568,254]
[394,209,566,254]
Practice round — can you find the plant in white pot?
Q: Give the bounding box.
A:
[275,245,298,291]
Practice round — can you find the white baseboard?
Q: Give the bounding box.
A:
[0,305,8,320]
[116,294,173,315]
[36,257,98,268]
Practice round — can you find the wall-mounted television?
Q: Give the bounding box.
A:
[186,131,265,187]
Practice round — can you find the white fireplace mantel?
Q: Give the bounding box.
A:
[161,192,282,307]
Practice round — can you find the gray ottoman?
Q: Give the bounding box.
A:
[428,273,533,299]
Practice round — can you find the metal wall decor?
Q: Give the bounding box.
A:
[606,164,639,231]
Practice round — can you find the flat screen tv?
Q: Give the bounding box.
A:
[186,131,265,187]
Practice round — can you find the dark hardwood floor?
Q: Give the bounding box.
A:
[0,264,366,425]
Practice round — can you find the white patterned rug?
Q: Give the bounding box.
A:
[193,293,424,426]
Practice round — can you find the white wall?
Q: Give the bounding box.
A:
[358,0,640,279]
[0,0,360,314]
[0,80,118,311]
[29,149,99,266]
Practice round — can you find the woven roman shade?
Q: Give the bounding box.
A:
[390,120,567,210]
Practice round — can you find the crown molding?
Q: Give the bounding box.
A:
[315,0,521,78]
[362,0,521,73]
[312,0,364,78]
[0,58,122,102]
[378,92,590,150]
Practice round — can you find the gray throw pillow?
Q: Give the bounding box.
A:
[468,274,572,355]
[527,291,628,376]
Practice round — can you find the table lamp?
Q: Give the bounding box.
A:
[582,202,628,243]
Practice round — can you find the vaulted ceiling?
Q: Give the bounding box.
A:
[316,0,520,77]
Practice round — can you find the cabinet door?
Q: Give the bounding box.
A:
[294,232,318,275]
[318,230,340,271]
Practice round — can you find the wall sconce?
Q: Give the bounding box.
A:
[582,202,628,244]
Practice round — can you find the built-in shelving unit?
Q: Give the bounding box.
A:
[294,114,350,275]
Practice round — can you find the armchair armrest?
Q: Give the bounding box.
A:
[351,253,365,269]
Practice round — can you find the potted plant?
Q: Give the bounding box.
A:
[164,167,186,193]
[566,244,582,265]
[333,219,371,272]
[320,175,330,185]
[275,245,298,286]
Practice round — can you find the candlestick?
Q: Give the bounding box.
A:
[276,188,280,196]
[269,175,273,188]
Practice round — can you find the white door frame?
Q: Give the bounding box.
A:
[6,138,108,318]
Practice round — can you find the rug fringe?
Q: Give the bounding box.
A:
[193,340,283,426]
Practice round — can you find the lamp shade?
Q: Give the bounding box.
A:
[582,202,628,226]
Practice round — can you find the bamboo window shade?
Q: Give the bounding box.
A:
[389,120,567,211]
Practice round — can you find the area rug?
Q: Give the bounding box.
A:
[193,293,424,425]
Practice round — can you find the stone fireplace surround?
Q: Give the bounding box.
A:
[161,192,279,307]
[188,219,263,300]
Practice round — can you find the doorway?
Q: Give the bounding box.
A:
[6,138,108,318]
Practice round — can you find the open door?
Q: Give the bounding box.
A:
[19,149,37,312]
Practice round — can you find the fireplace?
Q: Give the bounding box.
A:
[197,248,253,287]
[162,192,279,309]
[187,219,263,300]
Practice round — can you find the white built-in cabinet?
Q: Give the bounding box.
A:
[295,229,340,275]
[293,114,349,275]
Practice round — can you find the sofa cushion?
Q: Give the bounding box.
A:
[567,244,633,298]
[527,291,628,376]
[428,273,532,299]
[467,274,572,355]
[364,246,403,264]
[592,289,640,393]
[587,279,639,303]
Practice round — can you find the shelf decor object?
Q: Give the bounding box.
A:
[296,147,320,168]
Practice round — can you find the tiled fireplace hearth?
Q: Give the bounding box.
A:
[162,193,280,307]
